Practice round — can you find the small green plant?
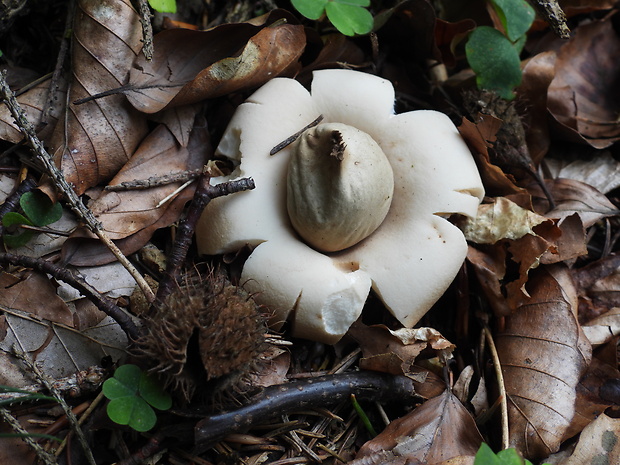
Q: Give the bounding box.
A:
[148,0,176,13]
[465,0,535,99]
[474,443,551,465]
[2,191,63,248]
[102,364,172,432]
[291,0,373,36]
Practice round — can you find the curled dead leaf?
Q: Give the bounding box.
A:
[560,413,620,465]
[529,178,619,227]
[460,197,548,244]
[125,10,305,114]
[547,14,620,148]
[458,115,526,197]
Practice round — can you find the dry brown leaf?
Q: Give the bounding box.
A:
[518,51,556,164]
[458,115,526,197]
[460,197,548,244]
[89,119,208,240]
[351,389,483,465]
[48,0,148,195]
[0,76,67,143]
[0,272,73,326]
[125,10,305,114]
[565,357,620,441]
[573,254,620,322]
[349,321,455,375]
[559,414,620,465]
[468,213,586,316]
[544,151,620,194]
[583,307,620,347]
[61,180,195,266]
[496,266,592,459]
[547,14,620,148]
[529,178,619,227]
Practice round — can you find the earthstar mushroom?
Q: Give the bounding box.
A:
[196,69,484,343]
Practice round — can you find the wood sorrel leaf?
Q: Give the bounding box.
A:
[20,191,62,227]
[490,0,535,42]
[326,1,373,36]
[466,26,522,100]
[148,0,176,13]
[291,0,328,20]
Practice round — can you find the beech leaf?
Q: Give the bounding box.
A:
[460,197,548,244]
[89,119,208,240]
[496,266,592,459]
[529,178,619,228]
[547,16,620,148]
[125,11,305,114]
[48,0,148,195]
[351,389,483,464]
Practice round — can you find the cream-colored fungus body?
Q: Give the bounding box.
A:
[196,69,484,343]
[287,122,394,253]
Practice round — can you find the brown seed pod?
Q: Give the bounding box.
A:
[133,268,270,401]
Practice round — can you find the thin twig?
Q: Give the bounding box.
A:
[484,326,509,450]
[104,168,205,191]
[13,346,97,465]
[194,372,417,453]
[0,71,156,303]
[41,0,75,129]
[0,252,141,340]
[527,0,570,38]
[136,0,155,61]
[54,391,106,458]
[270,115,324,155]
[0,407,59,465]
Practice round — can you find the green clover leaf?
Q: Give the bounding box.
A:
[148,0,176,14]
[102,364,172,432]
[465,26,522,100]
[291,0,373,36]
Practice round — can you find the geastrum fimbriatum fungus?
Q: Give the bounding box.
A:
[196,69,484,344]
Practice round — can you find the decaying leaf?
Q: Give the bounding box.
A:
[544,151,620,194]
[460,197,548,244]
[48,0,148,195]
[351,389,483,465]
[89,119,208,240]
[529,178,619,227]
[0,76,67,143]
[125,10,305,114]
[458,114,526,197]
[518,51,556,164]
[547,14,620,148]
[582,307,620,347]
[496,266,592,459]
[566,357,620,440]
[573,254,620,322]
[467,213,587,315]
[349,321,455,376]
[559,414,620,465]
[0,272,72,326]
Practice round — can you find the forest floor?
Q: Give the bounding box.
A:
[0,0,619,464]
